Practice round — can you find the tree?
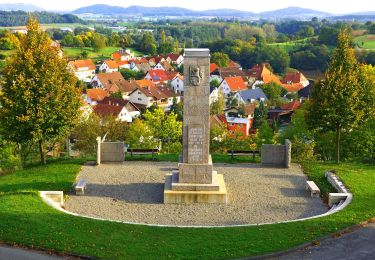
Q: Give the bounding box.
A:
[91,33,107,52]
[0,18,81,164]
[307,27,372,164]
[260,82,287,107]
[127,118,157,149]
[253,101,268,128]
[140,32,157,55]
[255,120,276,149]
[211,52,230,67]
[210,78,221,88]
[210,90,225,115]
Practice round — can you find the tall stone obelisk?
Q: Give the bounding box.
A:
[164,49,228,204]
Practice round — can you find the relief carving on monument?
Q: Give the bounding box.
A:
[189,66,203,86]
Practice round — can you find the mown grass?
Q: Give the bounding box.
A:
[0,159,373,259]
[63,47,144,61]
[354,34,375,49]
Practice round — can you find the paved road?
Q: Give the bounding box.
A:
[0,245,64,260]
[273,222,375,260]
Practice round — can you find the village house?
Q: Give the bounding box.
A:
[268,100,302,124]
[51,41,63,58]
[247,63,282,88]
[170,74,184,94]
[84,88,109,105]
[154,60,174,71]
[93,104,134,123]
[219,76,248,97]
[99,60,119,73]
[282,71,309,87]
[218,115,252,137]
[132,63,152,73]
[98,97,141,119]
[91,72,126,94]
[128,85,180,109]
[145,69,169,84]
[224,103,255,119]
[210,67,247,83]
[165,53,184,67]
[210,86,219,104]
[234,88,268,104]
[111,49,135,61]
[67,59,96,83]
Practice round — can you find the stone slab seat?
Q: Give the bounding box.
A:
[306,180,320,198]
[75,179,87,195]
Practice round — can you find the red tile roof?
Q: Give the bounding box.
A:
[147,69,169,82]
[282,71,308,84]
[210,63,219,73]
[104,60,119,70]
[96,72,126,93]
[135,79,155,88]
[69,59,96,71]
[166,53,181,61]
[280,100,301,111]
[86,88,109,101]
[93,104,123,117]
[248,64,281,85]
[282,83,304,93]
[224,76,247,92]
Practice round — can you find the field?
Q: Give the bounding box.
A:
[0,23,93,30]
[268,37,316,52]
[354,34,375,50]
[0,157,374,259]
[63,47,144,61]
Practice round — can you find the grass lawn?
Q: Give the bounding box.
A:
[0,23,92,30]
[354,34,375,50]
[63,47,144,61]
[0,158,374,258]
[268,37,316,52]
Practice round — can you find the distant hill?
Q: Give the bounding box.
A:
[72,4,253,17]
[0,3,44,12]
[0,11,83,27]
[259,6,331,18]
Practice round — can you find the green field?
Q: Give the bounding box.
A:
[0,157,374,259]
[354,34,375,50]
[269,37,317,52]
[0,23,93,30]
[63,47,144,61]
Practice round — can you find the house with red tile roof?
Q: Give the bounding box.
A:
[171,74,184,94]
[154,60,174,71]
[99,60,119,73]
[93,104,134,122]
[111,49,135,61]
[268,100,302,123]
[210,67,247,83]
[228,60,242,70]
[145,69,169,84]
[164,53,184,67]
[210,63,219,74]
[98,97,141,119]
[85,88,109,105]
[67,59,96,82]
[247,63,282,88]
[128,85,180,109]
[91,72,126,94]
[281,82,305,93]
[282,71,309,87]
[217,114,252,137]
[219,76,247,97]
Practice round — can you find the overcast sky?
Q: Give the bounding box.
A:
[2,0,375,14]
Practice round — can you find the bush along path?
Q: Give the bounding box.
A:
[0,158,374,259]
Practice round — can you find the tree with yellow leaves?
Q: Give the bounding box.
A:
[0,17,81,164]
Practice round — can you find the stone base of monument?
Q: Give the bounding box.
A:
[163,171,228,204]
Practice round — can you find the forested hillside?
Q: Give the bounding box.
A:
[0,11,83,26]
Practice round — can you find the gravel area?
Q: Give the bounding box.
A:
[64,162,327,226]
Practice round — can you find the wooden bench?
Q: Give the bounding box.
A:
[75,179,87,195]
[227,150,259,160]
[306,180,320,198]
[127,148,160,160]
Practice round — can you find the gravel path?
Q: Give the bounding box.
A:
[64,162,327,226]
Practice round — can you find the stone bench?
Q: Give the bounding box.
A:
[75,179,87,195]
[306,180,320,198]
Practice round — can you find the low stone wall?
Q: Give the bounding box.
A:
[261,139,291,168]
[96,137,124,164]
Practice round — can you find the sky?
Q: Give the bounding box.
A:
[1,0,375,14]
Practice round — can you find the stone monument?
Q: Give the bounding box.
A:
[164,49,228,204]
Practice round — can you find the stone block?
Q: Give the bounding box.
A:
[328,193,349,207]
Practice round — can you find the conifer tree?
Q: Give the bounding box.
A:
[0,17,81,164]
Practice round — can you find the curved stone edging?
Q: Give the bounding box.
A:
[39,191,353,229]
